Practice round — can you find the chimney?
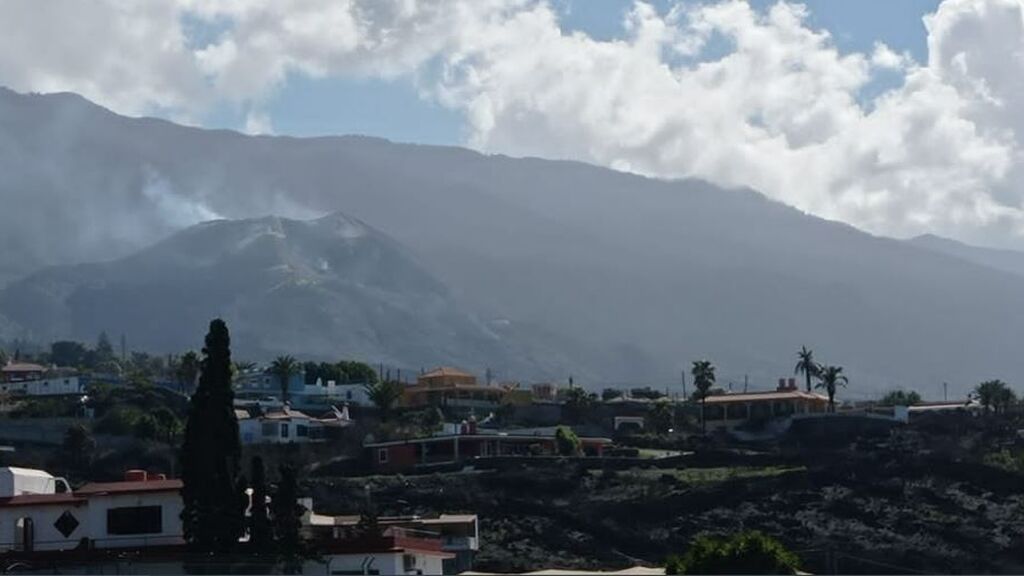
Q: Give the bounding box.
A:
[124,469,148,482]
[788,378,797,390]
[778,378,786,391]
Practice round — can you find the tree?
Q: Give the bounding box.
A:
[691,360,716,435]
[602,388,623,401]
[0,348,7,366]
[666,531,800,574]
[794,346,819,393]
[879,390,922,406]
[62,424,95,476]
[417,406,444,435]
[974,380,1017,413]
[563,387,596,424]
[337,361,378,384]
[631,386,666,400]
[815,365,848,413]
[95,332,116,364]
[302,361,320,385]
[133,414,160,440]
[176,351,201,395]
[152,407,181,444]
[270,355,300,404]
[271,465,304,573]
[363,379,404,420]
[554,425,582,456]
[249,457,272,550]
[649,400,674,435]
[180,319,244,552]
[232,360,257,384]
[51,341,88,368]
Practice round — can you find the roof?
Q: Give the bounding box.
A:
[701,390,828,404]
[463,568,664,575]
[76,478,182,496]
[319,514,478,527]
[365,432,613,448]
[420,366,475,379]
[1,362,46,372]
[0,493,85,508]
[405,383,503,394]
[316,533,453,557]
[908,401,981,412]
[0,466,54,478]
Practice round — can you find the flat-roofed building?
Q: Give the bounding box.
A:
[700,378,829,431]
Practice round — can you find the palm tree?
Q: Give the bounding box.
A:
[973,380,1017,414]
[691,360,716,435]
[815,365,847,413]
[794,346,819,393]
[269,355,300,404]
[363,379,404,421]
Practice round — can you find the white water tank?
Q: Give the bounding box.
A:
[0,467,59,497]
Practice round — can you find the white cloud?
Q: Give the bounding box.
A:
[244,108,274,135]
[1,0,1023,247]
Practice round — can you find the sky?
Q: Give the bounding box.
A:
[1,0,1022,249]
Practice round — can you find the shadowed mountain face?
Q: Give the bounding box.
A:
[3,87,1024,394]
[909,234,1024,279]
[0,214,585,378]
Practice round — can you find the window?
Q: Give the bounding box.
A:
[403,554,418,572]
[261,422,277,437]
[297,424,308,437]
[107,506,162,535]
[378,448,389,464]
[281,423,289,438]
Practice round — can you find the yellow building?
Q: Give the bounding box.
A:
[401,367,505,409]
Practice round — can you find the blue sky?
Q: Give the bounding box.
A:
[205,0,943,145]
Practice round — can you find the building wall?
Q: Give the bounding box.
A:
[239,417,325,445]
[0,376,82,396]
[371,445,418,473]
[309,551,444,575]
[0,502,88,551]
[84,491,184,549]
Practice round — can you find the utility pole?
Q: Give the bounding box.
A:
[681,370,687,399]
[943,382,948,402]
[744,374,748,393]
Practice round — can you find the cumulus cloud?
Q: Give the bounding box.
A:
[0,0,1023,247]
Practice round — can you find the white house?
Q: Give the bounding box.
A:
[0,468,183,553]
[236,405,352,445]
[0,363,82,397]
[0,468,456,574]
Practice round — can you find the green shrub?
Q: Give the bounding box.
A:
[554,426,582,456]
[984,449,1024,473]
[95,406,146,436]
[666,531,800,575]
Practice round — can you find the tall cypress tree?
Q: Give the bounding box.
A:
[180,319,244,552]
[249,456,272,550]
[271,465,304,573]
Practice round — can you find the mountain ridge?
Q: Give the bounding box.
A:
[4,87,1024,394]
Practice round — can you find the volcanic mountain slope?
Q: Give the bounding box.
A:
[0,213,584,377]
[5,87,1024,391]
